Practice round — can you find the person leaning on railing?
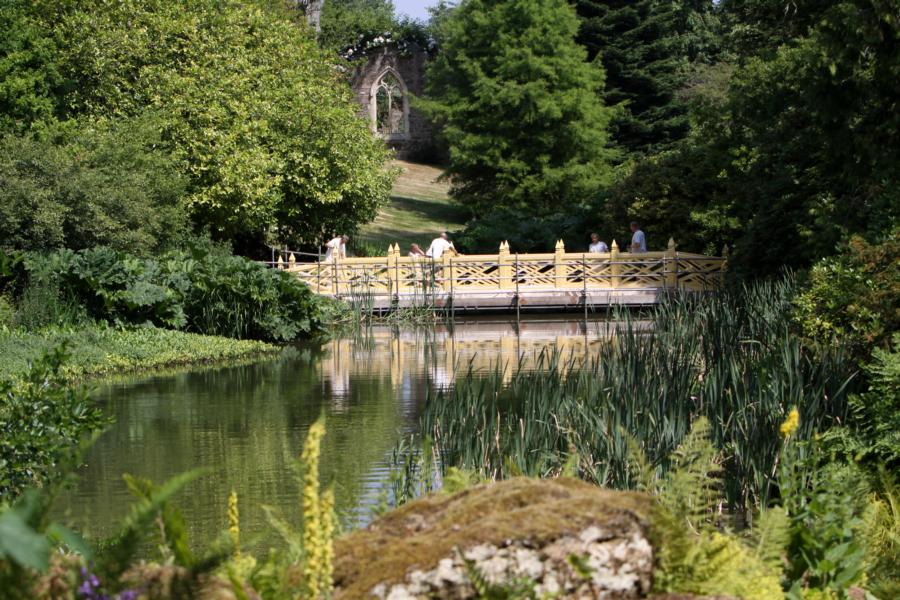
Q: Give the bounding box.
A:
[425,232,459,259]
[324,234,348,261]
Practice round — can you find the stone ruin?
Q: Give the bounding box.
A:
[349,44,436,160]
[292,1,436,159]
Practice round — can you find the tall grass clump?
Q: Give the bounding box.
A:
[419,276,854,511]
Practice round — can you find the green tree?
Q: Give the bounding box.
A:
[319,0,397,50]
[605,0,898,274]
[0,116,189,254]
[714,0,899,275]
[573,0,720,157]
[424,0,616,215]
[0,0,67,132]
[3,0,393,251]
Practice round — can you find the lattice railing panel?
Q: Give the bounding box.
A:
[514,261,555,287]
[447,260,501,288]
[281,246,726,298]
[676,257,725,291]
[617,256,667,288]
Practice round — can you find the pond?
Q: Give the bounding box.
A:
[63,316,617,550]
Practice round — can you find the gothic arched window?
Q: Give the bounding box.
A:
[371,70,408,138]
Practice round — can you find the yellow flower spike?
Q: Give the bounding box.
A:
[319,485,336,596]
[301,418,326,598]
[228,489,240,559]
[779,408,800,438]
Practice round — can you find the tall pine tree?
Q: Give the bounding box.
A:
[574,0,719,157]
[423,0,615,215]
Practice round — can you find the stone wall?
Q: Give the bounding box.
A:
[350,45,436,161]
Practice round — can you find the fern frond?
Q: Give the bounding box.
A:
[442,467,478,495]
[623,430,656,493]
[659,417,722,532]
[745,506,790,572]
[97,468,208,580]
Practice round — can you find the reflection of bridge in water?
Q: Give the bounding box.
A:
[282,239,727,313]
[317,317,645,392]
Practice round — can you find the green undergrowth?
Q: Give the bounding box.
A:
[0,326,277,383]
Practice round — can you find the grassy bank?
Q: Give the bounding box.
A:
[0,326,277,382]
[358,161,468,250]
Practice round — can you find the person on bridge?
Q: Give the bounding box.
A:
[426,233,457,259]
[588,233,609,253]
[409,243,426,257]
[630,222,647,253]
[324,234,348,261]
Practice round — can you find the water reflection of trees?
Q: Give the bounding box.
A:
[66,319,614,550]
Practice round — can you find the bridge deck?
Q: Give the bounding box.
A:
[279,239,727,312]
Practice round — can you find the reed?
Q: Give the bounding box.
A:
[418,276,854,510]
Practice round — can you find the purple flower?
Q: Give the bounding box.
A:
[76,567,110,600]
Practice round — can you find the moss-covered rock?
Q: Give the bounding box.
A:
[333,477,652,598]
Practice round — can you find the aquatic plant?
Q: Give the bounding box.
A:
[419,277,854,511]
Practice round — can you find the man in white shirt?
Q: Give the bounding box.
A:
[588,233,608,253]
[425,232,456,259]
[324,234,348,261]
[630,222,647,253]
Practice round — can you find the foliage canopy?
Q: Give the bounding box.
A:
[0,0,394,250]
[423,0,616,215]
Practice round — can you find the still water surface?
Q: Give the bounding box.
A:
[63,317,613,548]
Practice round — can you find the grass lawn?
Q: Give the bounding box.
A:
[357,161,469,253]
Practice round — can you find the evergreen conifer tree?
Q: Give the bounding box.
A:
[423,0,615,215]
[574,0,718,157]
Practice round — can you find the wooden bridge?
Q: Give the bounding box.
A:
[279,239,727,312]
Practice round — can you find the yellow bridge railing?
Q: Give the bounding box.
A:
[279,238,727,308]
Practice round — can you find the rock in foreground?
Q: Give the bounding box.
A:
[334,477,653,599]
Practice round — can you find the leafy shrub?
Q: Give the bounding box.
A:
[795,232,899,358]
[0,345,108,501]
[19,246,325,342]
[174,249,324,341]
[822,335,900,487]
[778,426,870,598]
[0,116,189,254]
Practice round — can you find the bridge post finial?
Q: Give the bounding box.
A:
[498,241,512,289]
[554,239,566,288]
[277,254,285,270]
[665,238,677,290]
[609,240,619,288]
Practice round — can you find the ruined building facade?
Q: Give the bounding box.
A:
[297,1,435,159]
[349,45,435,160]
